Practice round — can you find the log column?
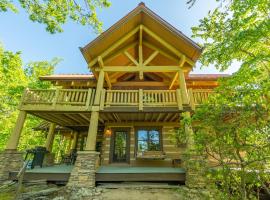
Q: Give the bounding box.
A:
[6,111,27,150]
[45,123,56,152]
[85,69,104,151]
[68,69,104,188]
[178,69,189,105]
[0,111,26,182]
[43,123,56,166]
[71,131,78,150]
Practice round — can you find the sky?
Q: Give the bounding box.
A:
[0,0,239,75]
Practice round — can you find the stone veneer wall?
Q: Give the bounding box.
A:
[67,151,99,188]
[0,150,24,182]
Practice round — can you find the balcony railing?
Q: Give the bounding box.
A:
[21,88,96,111]
[20,88,213,111]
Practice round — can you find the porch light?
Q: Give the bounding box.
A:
[105,128,112,136]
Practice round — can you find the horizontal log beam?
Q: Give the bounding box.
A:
[95,66,181,72]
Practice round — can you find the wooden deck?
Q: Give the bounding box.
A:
[20,88,213,112]
[9,165,185,183]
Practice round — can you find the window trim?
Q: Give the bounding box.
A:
[135,127,163,153]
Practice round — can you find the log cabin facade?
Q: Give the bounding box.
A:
[0,3,228,187]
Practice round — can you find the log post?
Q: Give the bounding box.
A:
[71,131,78,150]
[85,68,104,151]
[178,69,189,105]
[6,111,27,150]
[85,111,99,151]
[45,123,56,152]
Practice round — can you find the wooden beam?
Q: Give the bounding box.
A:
[143,50,159,66]
[169,55,186,89]
[89,26,140,67]
[6,111,27,150]
[105,121,180,127]
[124,51,139,66]
[79,113,90,122]
[142,25,194,66]
[64,114,82,125]
[138,25,144,80]
[139,46,143,80]
[96,66,181,72]
[143,41,178,63]
[98,56,112,89]
[178,68,189,104]
[112,81,167,87]
[139,25,143,46]
[94,69,105,105]
[103,42,138,65]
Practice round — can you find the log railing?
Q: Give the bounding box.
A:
[192,89,214,105]
[21,88,213,111]
[21,88,96,109]
[104,89,179,109]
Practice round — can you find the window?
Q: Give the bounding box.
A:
[137,128,161,152]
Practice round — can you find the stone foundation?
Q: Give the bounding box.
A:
[67,151,99,189]
[43,153,55,167]
[0,150,24,182]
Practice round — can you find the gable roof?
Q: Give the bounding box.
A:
[80,2,202,68]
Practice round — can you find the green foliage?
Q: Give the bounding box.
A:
[193,68,270,198]
[1,0,111,33]
[169,113,191,147]
[0,44,60,150]
[190,0,270,199]
[191,0,270,72]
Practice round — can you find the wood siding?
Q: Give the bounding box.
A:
[100,125,185,167]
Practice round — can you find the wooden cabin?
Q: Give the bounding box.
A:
[1,3,228,187]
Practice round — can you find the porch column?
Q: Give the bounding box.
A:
[71,131,78,150]
[67,69,104,189]
[178,69,189,105]
[45,123,56,152]
[66,132,73,153]
[85,69,104,151]
[43,123,56,167]
[6,111,27,150]
[0,111,26,181]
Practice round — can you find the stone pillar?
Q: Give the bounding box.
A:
[67,151,100,188]
[183,112,207,188]
[0,150,24,182]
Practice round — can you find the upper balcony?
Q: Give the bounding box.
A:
[19,88,213,112]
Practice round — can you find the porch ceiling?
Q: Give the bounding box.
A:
[29,111,180,128]
[99,112,180,124]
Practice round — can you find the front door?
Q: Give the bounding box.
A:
[110,129,130,163]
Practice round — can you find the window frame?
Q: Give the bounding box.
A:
[135,127,163,153]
